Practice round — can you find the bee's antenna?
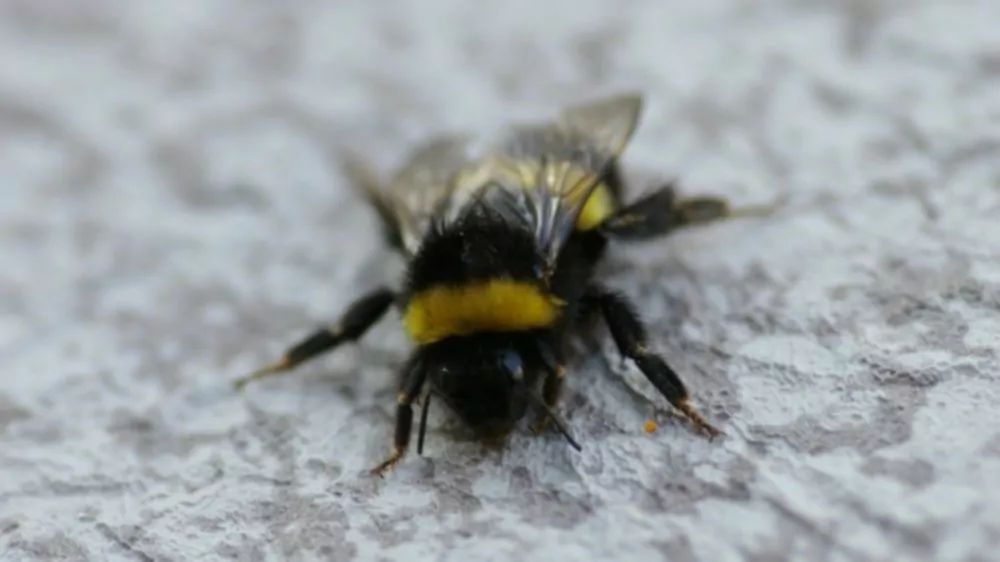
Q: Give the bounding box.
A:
[529,390,582,452]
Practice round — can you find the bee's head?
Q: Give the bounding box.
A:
[424,334,535,440]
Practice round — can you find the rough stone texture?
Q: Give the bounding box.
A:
[2,1,999,561]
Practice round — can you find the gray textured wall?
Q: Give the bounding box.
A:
[2,1,999,561]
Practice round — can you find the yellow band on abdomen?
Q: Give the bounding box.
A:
[402,280,563,345]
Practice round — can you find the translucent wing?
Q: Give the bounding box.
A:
[479,92,645,273]
[558,92,644,159]
[343,93,644,263]
[345,134,476,255]
[340,151,407,251]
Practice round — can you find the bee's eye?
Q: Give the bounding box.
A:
[499,350,523,381]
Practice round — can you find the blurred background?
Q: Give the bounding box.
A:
[2,1,999,561]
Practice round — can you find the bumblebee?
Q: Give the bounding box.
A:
[234,92,777,476]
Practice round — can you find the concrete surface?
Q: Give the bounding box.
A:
[2,1,1000,561]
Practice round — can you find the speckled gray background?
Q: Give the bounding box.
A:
[2,1,1000,561]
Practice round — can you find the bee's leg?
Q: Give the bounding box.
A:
[416,391,433,455]
[583,285,722,438]
[599,184,787,240]
[371,357,428,477]
[233,287,396,390]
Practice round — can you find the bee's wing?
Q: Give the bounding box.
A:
[484,93,645,273]
[379,134,477,253]
[480,154,611,274]
[340,151,409,251]
[390,135,475,190]
[558,92,644,158]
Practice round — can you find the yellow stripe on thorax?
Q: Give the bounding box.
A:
[402,280,563,345]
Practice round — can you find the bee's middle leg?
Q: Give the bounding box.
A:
[234,287,396,390]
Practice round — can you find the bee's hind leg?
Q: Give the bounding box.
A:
[599,183,787,240]
[233,287,396,390]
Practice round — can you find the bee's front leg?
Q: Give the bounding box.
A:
[371,356,428,477]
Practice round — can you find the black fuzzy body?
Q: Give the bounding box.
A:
[397,161,625,440]
[239,93,733,476]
